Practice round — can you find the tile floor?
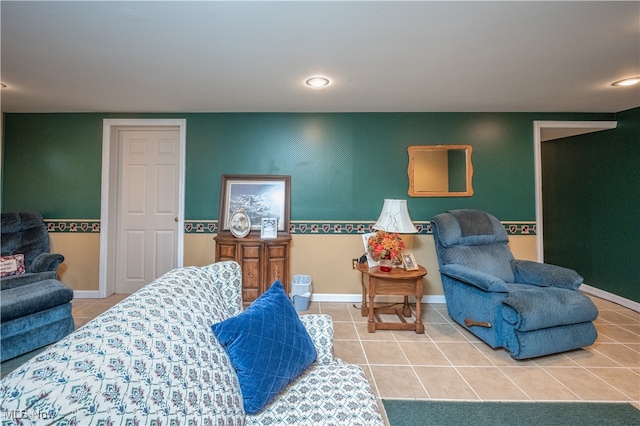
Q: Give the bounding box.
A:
[71,293,640,417]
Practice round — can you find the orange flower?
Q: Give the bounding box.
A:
[367,230,405,261]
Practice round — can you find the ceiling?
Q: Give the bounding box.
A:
[1,1,638,113]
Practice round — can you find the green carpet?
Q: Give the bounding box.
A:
[382,399,640,426]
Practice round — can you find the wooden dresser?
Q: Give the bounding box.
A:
[214,233,291,304]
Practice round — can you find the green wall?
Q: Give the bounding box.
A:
[2,112,613,223]
[542,107,640,302]
[7,110,638,302]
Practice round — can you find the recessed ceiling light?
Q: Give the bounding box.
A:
[611,77,640,87]
[305,76,330,88]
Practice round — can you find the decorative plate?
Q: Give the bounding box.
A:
[229,208,251,238]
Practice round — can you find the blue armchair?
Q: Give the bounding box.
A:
[431,209,598,359]
[1,212,74,362]
[1,212,65,288]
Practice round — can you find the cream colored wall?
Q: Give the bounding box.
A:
[183,234,217,267]
[290,233,537,299]
[290,234,443,298]
[51,233,218,292]
[508,235,538,261]
[50,233,101,291]
[51,232,537,298]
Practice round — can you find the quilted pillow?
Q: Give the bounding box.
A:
[0,254,26,277]
[211,280,317,414]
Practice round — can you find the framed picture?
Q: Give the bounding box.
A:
[261,218,278,239]
[219,174,291,234]
[229,208,251,238]
[362,232,379,267]
[402,252,418,271]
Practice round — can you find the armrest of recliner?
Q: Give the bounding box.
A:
[1,271,57,290]
[440,264,509,293]
[28,253,65,273]
[512,259,583,290]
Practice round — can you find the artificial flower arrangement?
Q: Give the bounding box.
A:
[367,230,405,262]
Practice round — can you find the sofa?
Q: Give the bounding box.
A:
[0,261,383,425]
[1,212,74,362]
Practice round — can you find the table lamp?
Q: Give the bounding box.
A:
[371,199,417,269]
[373,199,418,234]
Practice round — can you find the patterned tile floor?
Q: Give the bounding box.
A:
[7,293,638,423]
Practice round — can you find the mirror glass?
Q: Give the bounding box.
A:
[407,145,473,197]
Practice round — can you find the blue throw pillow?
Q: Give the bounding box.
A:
[211,280,317,414]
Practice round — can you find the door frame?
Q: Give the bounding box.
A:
[533,120,617,262]
[98,119,186,298]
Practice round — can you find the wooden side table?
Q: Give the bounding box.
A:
[357,262,428,333]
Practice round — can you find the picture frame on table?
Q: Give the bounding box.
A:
[218,174,291,234]
[260,218,278,239]
[228,208,251,238]
[362,232,380,267]
[402,252,418,271]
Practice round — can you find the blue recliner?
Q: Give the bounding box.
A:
[1,212,74,362]
[431,209,598,359]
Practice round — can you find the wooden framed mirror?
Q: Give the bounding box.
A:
[407,145,474,197]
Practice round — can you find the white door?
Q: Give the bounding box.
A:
[115,128,181,293]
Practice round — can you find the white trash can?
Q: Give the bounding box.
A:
[291,275,312,296]
[292,292,311,311]
[291,275,312,311]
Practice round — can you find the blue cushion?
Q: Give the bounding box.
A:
[211,280,317,414]
[1,279,73,322]
[503,286,599,331]
[440,264,509,293]
[433,210,509,247]
[512,259,583,290]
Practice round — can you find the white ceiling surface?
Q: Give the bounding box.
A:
[1,1,639,113]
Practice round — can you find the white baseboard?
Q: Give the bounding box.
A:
[311,293,446,304]
[581,284,640,312]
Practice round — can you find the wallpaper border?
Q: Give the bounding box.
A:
[45,220,536,235]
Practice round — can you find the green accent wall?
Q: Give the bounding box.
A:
[542,107,640,303]
[2,114,104,218]
[2,112,613,223]
[7,110,638,302]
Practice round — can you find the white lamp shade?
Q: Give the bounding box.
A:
[372,199,418,233]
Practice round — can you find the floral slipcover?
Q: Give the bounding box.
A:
[0,262,383,425]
